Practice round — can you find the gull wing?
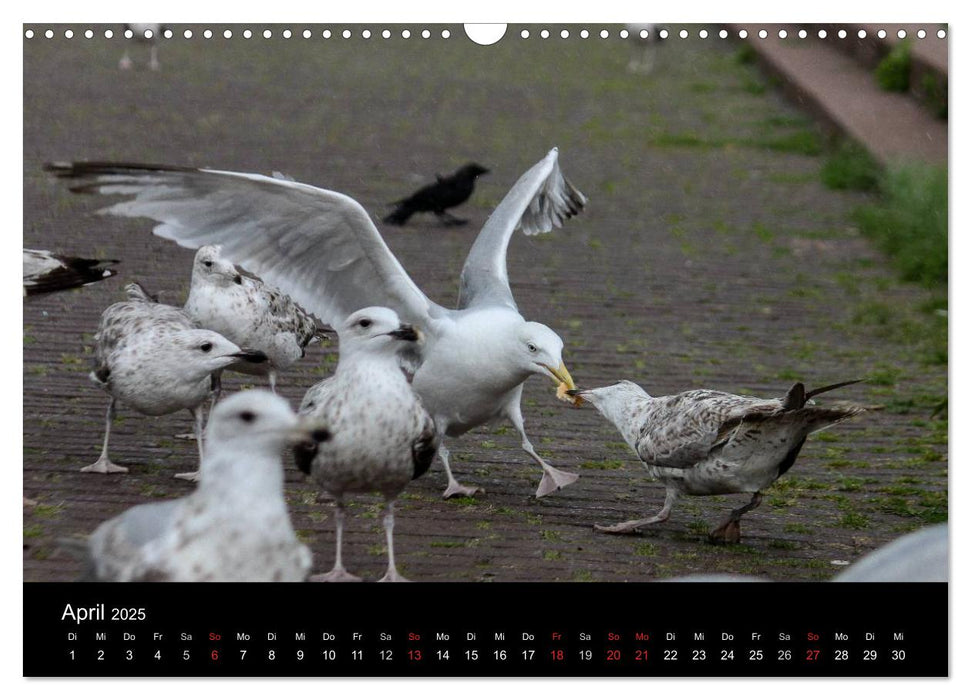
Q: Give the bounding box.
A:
[45,162,442,329]
[457,148,585,311]
[636,391,780,469]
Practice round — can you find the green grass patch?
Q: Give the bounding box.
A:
[854,165,947,288]
[821,142,881,192]
[875,41,911,92]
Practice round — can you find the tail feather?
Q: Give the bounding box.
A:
[383,204,413,225]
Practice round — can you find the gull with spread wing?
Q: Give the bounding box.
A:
[47,148,585,498]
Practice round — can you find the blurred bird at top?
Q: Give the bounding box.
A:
[383,163,489,226]
[626,24,663,75]
[120,23,162,71]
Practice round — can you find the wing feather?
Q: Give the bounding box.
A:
[457,148,585,310]
[45,163,441,329]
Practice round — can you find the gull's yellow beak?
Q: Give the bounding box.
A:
[542,361,583,407]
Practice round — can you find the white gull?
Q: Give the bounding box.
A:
[47,148,585,498]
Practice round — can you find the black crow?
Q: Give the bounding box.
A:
[384,163,489,226]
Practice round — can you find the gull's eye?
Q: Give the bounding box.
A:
[527,343,538,353]
[203,260,213,268]
[200,342,213,353]
[359,319,372,329]
[239,411,256,424]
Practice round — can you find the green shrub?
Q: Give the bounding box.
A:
[821,142,881,191]
[876,42,911,92]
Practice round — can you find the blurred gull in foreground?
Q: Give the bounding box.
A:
[75,391,326,581]
[834,524,948,582]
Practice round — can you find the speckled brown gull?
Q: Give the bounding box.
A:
[80,391,325,581]
[84,282,267,480]
[294,307,437,582]
[46,148,585,499]
[570,379,865,543]
[185,244,323,393]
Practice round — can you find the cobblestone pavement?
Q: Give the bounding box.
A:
[23,25,947,582]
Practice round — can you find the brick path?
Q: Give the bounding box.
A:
[23,25,947,582]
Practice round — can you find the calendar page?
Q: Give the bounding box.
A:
[22,22,948,678]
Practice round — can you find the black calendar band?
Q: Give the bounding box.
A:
[24,582,947,677]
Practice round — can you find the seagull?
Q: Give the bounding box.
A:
[45,148,585,499]
[384,163,489,226]
[185,244,324,393]
[23,248,117,297]
[569,379,865,543]
[834,524,947,582]
[74,390,327,581]
[85,282,268,480]
[294,307,437,582]
[120,23,162,71]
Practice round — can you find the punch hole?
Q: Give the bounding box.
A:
[620,29,629,39]
[818,29,827,38]
[857,29,866,39]
[520,29,530,39]
[464,24,506,45]
[737,29,747,39]
[322,30,332,39]
[679,29,688,39]
[342,29,351,39]
[124,29,133,39]
[363,30,373,39]
[441,29,450,39]
[917,29,926,39]
[600,30,609,39]
[938,29,946,39]
[25,29,34,39]
[778,29,787,39]
[699,29,708,39]
[45,29,53,39]
[382,30,391,39]
[164,29,173,39]
[897,29,907,39]
[64,29,74,39]
[798,29,807,38]
[877,29,886,39]
[401,29,410,39]
[838,29,847,39]
[560,30,569,39]
[659,29,668,39]
[421,29,430,39]
[85,30,93,39]
[719,29,728,39]
[204,30,213,39]
[263,30,272,39]
[540,29,550,39]
[580,29,589,39]
[104,29,113,38]
[243,29,252,39]
[283,29,291,39]
[184,30,193,39]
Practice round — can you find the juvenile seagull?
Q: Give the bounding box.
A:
[384,162,489,226]
[85,282,267,479]
[23,248,117,297]
[294,307,437,582]
[78,391,326,581]
[46,148,585,498]
[185,244,323,393]
[569,379,865,543]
